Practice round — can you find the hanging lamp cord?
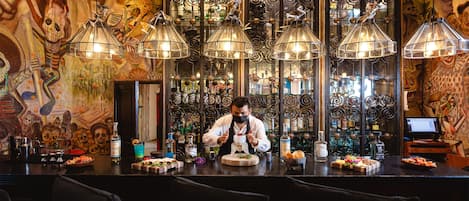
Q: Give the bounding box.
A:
[151,10,169,26]
[224,0,241,25]
[358,0,385,24]
[286,5,306,22]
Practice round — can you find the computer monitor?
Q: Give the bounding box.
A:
[404,117,441,140]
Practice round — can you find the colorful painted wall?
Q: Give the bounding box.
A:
[402,0,469,154]
[0,0,162,155]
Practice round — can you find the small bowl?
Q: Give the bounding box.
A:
[285,157,306,170]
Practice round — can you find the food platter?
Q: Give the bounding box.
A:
[64,155,94,168]
[401,157,437,170]
[330,155,380,173]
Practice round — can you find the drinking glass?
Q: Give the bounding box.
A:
[133,142,145,161]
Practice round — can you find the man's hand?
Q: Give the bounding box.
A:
[217,132,229,145]
[247,132,258,146]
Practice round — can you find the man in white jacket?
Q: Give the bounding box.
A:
[203,96,271,156]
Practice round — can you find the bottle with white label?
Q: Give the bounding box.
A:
[110,122,121,165]
[185,133,197,163]
[279,123,291,161]
[314,131,328,162]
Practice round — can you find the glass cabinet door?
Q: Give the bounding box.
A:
[167,0,238,159]
[246,0,319,154]
[326,0,399,157]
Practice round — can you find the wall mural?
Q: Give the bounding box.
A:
[402,0,469,154]
[0,0,163,155]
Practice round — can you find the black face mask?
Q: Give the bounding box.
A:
[232,115,248,123]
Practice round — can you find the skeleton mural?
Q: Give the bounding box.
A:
[0,27,25,151]
[0,0,166,154]
[22,0,71,116]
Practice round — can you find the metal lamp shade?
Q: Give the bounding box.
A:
[204,23,254,59]
[337,20,396,59]
[137,22,189,59]
[272,23,323,61]
[68,18,123,60]
[403,18,469,59]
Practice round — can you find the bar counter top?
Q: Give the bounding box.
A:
[1,154,468,201]
[2,154,468,178]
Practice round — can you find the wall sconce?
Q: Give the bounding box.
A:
[273,6,323,61]
[204,0,253,60]
[138,10,190,59]
[403,18,469,59]
[68,4,123,60]
[337,2,396,59]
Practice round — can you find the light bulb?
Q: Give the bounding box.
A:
[424,41,437,57]
[222,42,232,51]
[93,43,103,52]
[162,51,169,58]
[160,42,171,51]
[292,43,303,53]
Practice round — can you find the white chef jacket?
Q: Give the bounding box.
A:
[202,114,271,152]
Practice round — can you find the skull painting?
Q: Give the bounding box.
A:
[41,123,61,147]
[71,128,94,152]
[91,123,110,146]
[0,52,10,84]
[42,0,70,43]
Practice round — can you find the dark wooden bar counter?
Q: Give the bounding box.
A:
[1,155,468,201]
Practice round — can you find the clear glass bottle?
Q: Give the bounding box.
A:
[279,123,291,160]
[314,131,328,162]
[110,122,121,165]
[166,132,175,158]
[185,133,197,163]
[375,135,385,160]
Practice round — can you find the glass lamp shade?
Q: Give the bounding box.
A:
[272,22,323,60]
[403,18,469,59]
[337,20,396,59]
[137,22,189,59]
[204,22,254,59]
[68,17,123,60]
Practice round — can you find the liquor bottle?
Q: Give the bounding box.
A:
[110,122,121,165]
[185,133,197,163]
[166,132,175,158]
[279,123,291,160]
[375,135,385,160]
[314,131,328,162]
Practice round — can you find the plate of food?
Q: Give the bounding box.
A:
[401,156,437,170]
[64,155,94,168]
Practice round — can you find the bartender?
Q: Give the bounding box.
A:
[203,96,271,156]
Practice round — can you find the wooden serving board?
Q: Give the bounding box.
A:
[331,159,380,173]
[221,154,259,167]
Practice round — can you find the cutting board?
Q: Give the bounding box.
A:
[221,153,259,166]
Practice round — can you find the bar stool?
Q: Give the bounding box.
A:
[171,176,269,201]
[51,176,122,201]
[0,189,11,201]
[286,177,420,201]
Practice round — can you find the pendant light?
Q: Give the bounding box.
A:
[68,4,123,60]
[337,2,396,59]
[137,10,190,59]
[403,1,469,59]
[204,0,253,60]
[272,6,323,61]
